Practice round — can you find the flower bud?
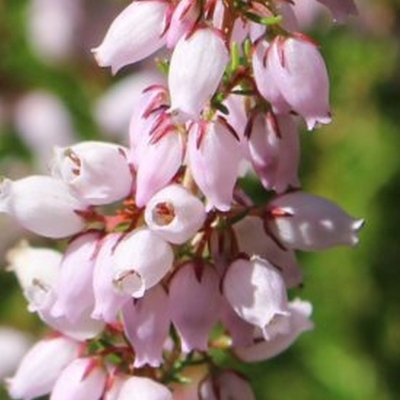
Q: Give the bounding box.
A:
[267,192,364,251]
[234,299,314,362]
[50,357,107,400]
[223,257,290,340]
[122,285,170,368]
[92,0,168,74]
[7,336,80,400]
[116,376,172,400]
[144,184,206,244]
[169,263,221,353]
[0,176,87,238]
[112,228,173,298]
[169,28,229,119]
[51,141,133,205]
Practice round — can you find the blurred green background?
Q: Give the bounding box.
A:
[1,0,400,399]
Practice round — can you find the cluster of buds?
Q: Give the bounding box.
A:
[2,0,362,399]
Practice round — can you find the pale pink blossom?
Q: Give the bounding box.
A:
[116,376,173,400]
[144,184,206,244]
[169,263,221,353]
[112,228,173,298]
[268,35,331,130]
[50,357,107,400]
[223,257,290,340]
[166,0,199,48]
[199,370,255,400]
[316,0,358,22]
[0,176,87,238]
[6,241,62,311]
[93,0,168,74]
[92,233,129,323]
[51,141,133,205]
[252,40,291,115]
[7,336,80,400]
[122,285,170,368]
[51,232,100,322]
[0,328,32,380]
[187,119,243,211]
[267,192,364,251]
[247,112,300,193]
[233,216,302,288]
[169,28,229,119]
[234,299,314,362]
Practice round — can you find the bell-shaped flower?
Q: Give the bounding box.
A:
[51,141,133,205]
[268,35,331,130]
[0,176,87,238]
[252,40,291,115]
[199,370,255,400]
[112,228,173,298]
[233,216,302,288]
[135,125,184,207]
[316,0,358,22]
[116,376,173,400]
[6,241,62,312]
[104,373,128,400]
[266,191,364,251]
[50,357,107,400]
[122,285,170,368]
[144,184,206,244]
[188,119,243,211]
[223,257,290,340]
[169,263,221,353]
[169,28,229,120]
[51,232,100,323]
[39,302,105,342]
[92,0,168,74]
[219,296,255,347]
[7,336,80,400]
[92,233,129,323]
[0,328,32,380]
[166,0,199,48]
[247,112,300,193]
[234,299,314,362]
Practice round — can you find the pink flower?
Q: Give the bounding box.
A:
[93,0,168,74]
[51,232,100,323]
[169,28,229,120]
[223,257,290,340]
[268,35,331,130]
[199,370,255,400]
[50,357,107,400]
[116,376,172,400]
[233,299,314,362]
[0,176,87,238]
[51,141,133,205]
[316,0,358,22]
[144,184,206,244]
[169,263,221,353]
[7,336,80,400]
[267,191,364,251]
[187,119,243,211]
[122,285,170,368]
[112,228,173,298]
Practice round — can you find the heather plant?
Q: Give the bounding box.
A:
[0,0,364,399]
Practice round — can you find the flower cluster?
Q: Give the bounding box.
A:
[2,0,361,399]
